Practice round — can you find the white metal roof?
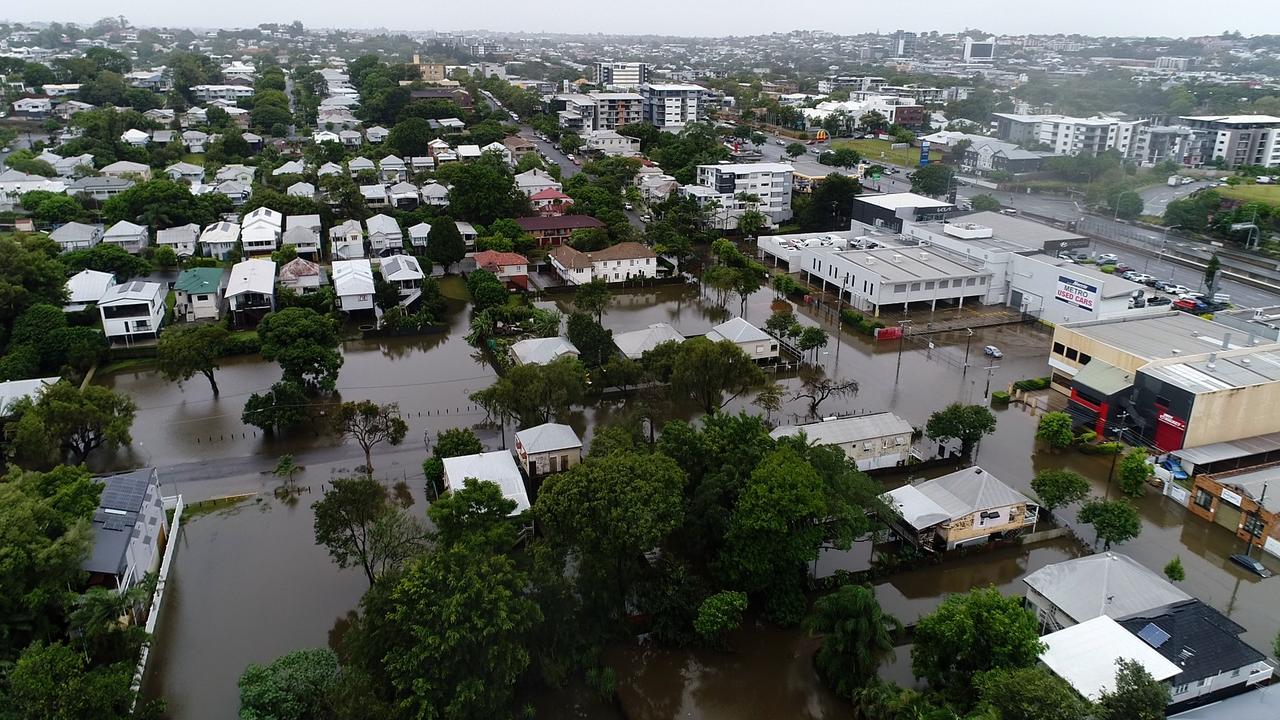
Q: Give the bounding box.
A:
[1040,615,1183,701]
[858,192,954,210]
[612,323,685,359]
[98,280,162,306]
[771,412,914,446]
[66,269,116,304]
[515,423,582,454]
[365,214,402,237]
[885,466,1031,530]
[380,255,423,282]
[883,484,952,530]
[441,451,530,514]
[706,316,770,344]
[1024,552,1192,624]
[332,259,375,295]
[224,259,276,297]
[511,337,579,365]
[0,376,60,414]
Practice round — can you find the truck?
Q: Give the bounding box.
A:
[1167,175,1180,186]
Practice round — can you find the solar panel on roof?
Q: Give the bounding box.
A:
[1137,622,1171,648]
[103,519,126,531]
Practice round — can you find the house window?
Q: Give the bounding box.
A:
[1053,342,1066,356]
[1078,353,1091,364]
[1065,348,1078,361]
[1195,489,1214,510]
[894,284,906,293]
[197,294,209,301]
[910,283,921,291]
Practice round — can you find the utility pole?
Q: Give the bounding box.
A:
[1243,484,1268,557]
[894,319,912,382]
[983,363,999,399]
[963,327,974,375]
[1104,410,1130,499]
[834,273,848,368]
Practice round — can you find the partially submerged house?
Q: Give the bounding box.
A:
[473,250,529,289]
[380,255,425,301]
[82,468,169,592]
[612,322,684,360]
[770,412,916,471]
[514,423,583,477]
[883,466,1039,551]
[511,337,580,366]
[98,281,166,344]
[441,451,531,515]
[225,258,276,326]
[1040,615,1183,703]
[1023,552,1192,632]
[705,317,778,362]
[332,259,376,313]
[173,267,226,322]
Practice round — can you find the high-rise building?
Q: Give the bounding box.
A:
[893,30,917,56]
[591,62,652,89]
[680,163,794,229]
[992,113,1147,158]
[963,37,996,63]
[1181,115,1280,169]
[640,84,705,128]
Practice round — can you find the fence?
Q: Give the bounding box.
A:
[131,494,185,707]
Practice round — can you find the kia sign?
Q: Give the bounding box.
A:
[919,140,930,166]
[1055,275,1098,312]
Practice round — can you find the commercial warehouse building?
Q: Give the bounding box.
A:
[799,244,993,316]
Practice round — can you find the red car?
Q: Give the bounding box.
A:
[1113,263,1133,273]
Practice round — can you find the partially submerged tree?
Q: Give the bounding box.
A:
[331,400,409,475]
[1036,411,1076,449]
[924,403,996,458]
[806,584,901,697]
[155,323,229,396]
[1078,498,1142,549]
[312,476,429,587]
[7,381,137,465]
[1030,469,1090,514]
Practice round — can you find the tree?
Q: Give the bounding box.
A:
[444,154,524,226]
[1204,253,1221,291]
[859,111,889,134]
[970,193,1002,211]
[806,584,901,697]
[385,117,433,158]
[573,277,611,323]
[427,478,518,552]
[469,356,588,427]
[257,307,344,392]
[660,338,766,414]
[785,142,806,158]
[1096,658,1170,720]
[910,163,955,197]
[465,269,508,313]
[1117,449,1153,497]
[379,545,541,719]
[567,312,613,367]
[312,477,429,586]
[0,234,70,327]
[559,131,584,154]
[536,452,685,620]
[1164,555,1186,582]
[238,648,339,720]
[975,666,1094,720]
[426,216,467,273]
[925,403,997,458]
[422,427,485,496]
[241,381,309,435]
[737,208,767,237]
[1036,411,1076,449]
[6,641,135,720]
[695,591,748,649]
[1031,469,1090,514]
[1111,190,1144,220]
[9,381,137,464]
[1078,498,1142,549]
[800,173,861,230]
[155,323,229,396]
[273,454,301,485]
[331,400,409,474]
[793,370,859,416]
[911,587,1045,702]
[61,243,152,279]
[752,382,785,423]
[797,325,829,361]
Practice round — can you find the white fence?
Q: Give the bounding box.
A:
[130,494,185,704]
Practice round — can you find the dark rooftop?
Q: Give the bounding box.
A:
[1119,599,1267,684]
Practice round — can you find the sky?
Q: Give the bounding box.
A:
[7,0,1280,38]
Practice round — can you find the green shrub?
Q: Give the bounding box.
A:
[221,331,261,356]
[1076,430,1097,444]
[990,391,1011,405]
[1013,377,1051,391]
[1100,264,1116,274]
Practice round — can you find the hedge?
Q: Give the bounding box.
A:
[840,309,886,337]
[1012,376,1051,391]
[990,390,1011,405]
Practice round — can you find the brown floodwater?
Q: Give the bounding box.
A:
[124,280,1280,719]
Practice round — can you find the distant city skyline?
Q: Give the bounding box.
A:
[7,0,1280,39]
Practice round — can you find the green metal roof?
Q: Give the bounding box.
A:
[173,267,225,294]
[1072,359,1134,396]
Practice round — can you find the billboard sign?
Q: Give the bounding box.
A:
[1054,275,1098,312]
[919,140,930,166]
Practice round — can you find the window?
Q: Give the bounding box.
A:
[966,277,977,286]
[910,283,921,291]
[1243,514,1265,538]
[1232,669,1241,678]
[1195,489,1214,510]
[1053,342,1066,356]
[1174,683,1190,695]
[1078,353,1091,364]
[894,284,906,293]
[197,294,209,301]
[1065,348,1079,361]
[925,281,935,290]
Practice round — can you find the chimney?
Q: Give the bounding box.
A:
[1221,332,1231,350]
[1208,352,1217,369]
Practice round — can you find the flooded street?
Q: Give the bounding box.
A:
[125,279,1280,719]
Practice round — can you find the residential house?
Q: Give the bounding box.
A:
[408,222,432,249]
[143,108,174,123]
[240,207,283,254]
[287,181,315,198]
[511,337,580,366]
[332,259,376,313]
[365,214,404,256]
[1023,552,1193,633]
[474,250,530,289]
[209,180,252,205]
[585,129,641,156]
[365,126,389,143]
[102,221,149,254]
[82,468,169,592]
[530,188,574,216]
[612,322,684,360]
[68,176,134,202]
[514,423,583,477]
[12,97,52,118]
[380,255,425,300]
[338,129,362,147]
[278,257,326,294]
[515,215,607,247]
[379,155,407,182]
[705,316,778,361]
[883,466,1039,551]
[427,138,452,157]
[150,129,175,145]
[54,100,95,120]
[225,259,277,326]
[409,156,434,173]
[173,267,226,321]
[1128,601,1272,712]
[313,130,341,144]
[165,161,205,184]
[64,269,117,312]
[348,156,376,177]
[502,135,536,162]
[156,224,200,258]
[515,168,562,196]
[770,412,916,471]
[283,214,322,257]
[0,169,66,208]
[547,240,657,286]
[1040,616,1184,705]
[437,116,467,130]
[318,161,343,177]
[100,160,151,181]
[456,144,482,162]
[481,141,513,165]
[98,281,165,343]
[272,160,306,177]
[241,132,263,152]
[420,182,449,206]
[215,164,255,186]
[199,221,241,260]
[331,219,365,260]
[120,128,151,147]
[43,151,97,179]
[455,221,478,247]
[182,130,209,154]
[387,181,420,209]
[49,221,104,251]
[360,184,389,208]
[441,451,530,515]
[0,377,60,417]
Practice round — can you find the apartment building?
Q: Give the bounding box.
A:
[1132,125,1196,166]
[993,113,1147,157]
[191,84,255,102]
[816,75,885,94]
[682,163,794,229]
[1180,115,1280,169]
[640,84,705,128]
[592,61,652,89]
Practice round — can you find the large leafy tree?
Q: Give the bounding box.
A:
[312,477,429,587]
[6,641,135,720]
[1036,411,1076,449]
[155,323,229,396]
[257,307,344,392]
[566,312,613,367]
[806,584,901,697]
[330,400,409,474]
[536,451,685,621]
[1078,498,1142,549]
[648,338,765,414]
[60,244,152,279]
[924,403,997,458]
[0,234,68,329]
[427,478,518,552]
[426,216,467,274]
[911,587,1045,702]
[1097,658,1170,720]
[910,163,955,197]
[573,277,611,323]
[8,381,137,465]
[1116,449,1153,497]
[380,545,541,720]
[241,381,309,435]
[237,648,340,720]
[975,666,1094,720]
[101,178,229,229]
[800,173,861,230]
[1030,469,1090,514]
[469,355,588,427]
[444,153,526,226]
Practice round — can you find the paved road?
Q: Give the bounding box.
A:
[1140,179,1214,215]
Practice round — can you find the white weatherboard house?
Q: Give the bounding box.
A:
[82,467,169,592]
[514,423,583,477]
[1023,552,1192,632]
[365,214,404,256]
[0,377,60,416]
[511,337,580,366]
[770,412,916,471]
[705,317,778,361]
[442,451,531,515]
[103,221,150,254]
[65,269,117,312]
[380,255,424,298]
[883,466,1039,551]
[240,207,282,254]
[1040,616,1182,702]
[98,281,165,343]
[225,259,277,325]
[156,223,200,257]
[199,221,240,260]
[49,222,104,251]
[330,219,365,260]
[613,323,685,360]
[332,259,376,313]
[408,222,432,248]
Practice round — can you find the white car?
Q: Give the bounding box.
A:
[984,345,1003,358]
[776,139,787,146]
[623,202,634,210]
[1097,253,1118,263]
[1167,285,1193,295]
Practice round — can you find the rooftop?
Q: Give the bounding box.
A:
[83,468,160,577]
[1199,463,1280,514]
[1118,600,1267,685]
[515,215,607,232]
[1024,552,1191,624]
[770,412,914,445]
[515,423,582,455]
[0,376,59,415]
[613,322,685,359]
[926,211,1087,247]
[1040,615,1183,701]
[511,336,579,365]
[173,267,224,295]
[1140,344,1280,394]
[857,192,954,211]
[827,246,988,284]
[225,258,276,297]
[885,466,1032,530]
[698,162,794,174]
[1060,312,1249,363]
[706,316,770,344]
[441,451,530,515]
[332,259,375,295]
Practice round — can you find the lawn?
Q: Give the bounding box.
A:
[829,138,921,168]
[1218,184,1280,207]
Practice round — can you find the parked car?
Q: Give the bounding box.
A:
[1122,270,1140,280]
[1114,263,1133,273]
[1097,253,1118,263]
[640,214,652,223]
[1000,208,1019,216]
[1152,280,1173,291]
[1229,554,1274,579]
[1158,458,1189,482]
[1146,296,1172,306]
[984,345,1003,358]
[1129,273,1156,285]
[1213,293,1232,304]
[1167,284,1193,295]
[776,139,787,146]
[623,202,634,210]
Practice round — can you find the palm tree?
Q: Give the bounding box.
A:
[273,453,301,484]
[805,584,901,698]
[70,575,157,661]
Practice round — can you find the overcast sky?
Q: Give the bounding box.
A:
[8,0,1279,38]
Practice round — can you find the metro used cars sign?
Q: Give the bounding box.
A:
[1055,275,1098,312]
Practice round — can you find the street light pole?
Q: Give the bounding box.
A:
[983,363,999,399]
[1104,411,1129,499]
[894,319,912,382]
[963,328,974,376]
[834,272,848,368]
